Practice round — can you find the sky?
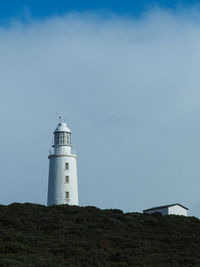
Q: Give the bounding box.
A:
[1,1,200,216]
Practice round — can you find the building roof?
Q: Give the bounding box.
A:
[54,122,71,133]
[143,203,188,212]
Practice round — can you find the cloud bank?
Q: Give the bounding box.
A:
[0,8,200,215]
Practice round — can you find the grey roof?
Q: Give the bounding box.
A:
[143,203,188,212]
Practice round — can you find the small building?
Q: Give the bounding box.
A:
[143,203,188,216]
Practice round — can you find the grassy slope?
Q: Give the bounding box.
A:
[0,203,199,266]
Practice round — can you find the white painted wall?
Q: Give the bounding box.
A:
[47,154,78,206]
[54,145,71,155]
[168,205,188,216]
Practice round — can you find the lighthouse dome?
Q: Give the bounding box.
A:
[54,122,71,133]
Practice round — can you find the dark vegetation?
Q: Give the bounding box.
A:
[0,203,199,266]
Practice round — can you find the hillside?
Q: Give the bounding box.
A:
[0,203,199,266]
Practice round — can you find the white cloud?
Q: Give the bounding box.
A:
[0,8,200,216]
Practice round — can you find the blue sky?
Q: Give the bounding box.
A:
[0,0,199,22]
[0,1,200,216]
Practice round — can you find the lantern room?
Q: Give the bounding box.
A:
[54,122,71,146]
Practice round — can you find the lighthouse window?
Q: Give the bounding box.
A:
[59,132,64,144]
[63,132,67,144]
[54,133,59,145]
[67,133,71,144]
[54,132,70,145]
[65,176,69,183]
[65,163,69,170]
[66,191,70,199]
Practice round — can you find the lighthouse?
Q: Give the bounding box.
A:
[47,120,79,206]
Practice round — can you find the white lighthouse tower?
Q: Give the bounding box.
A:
[47,120,79,206]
